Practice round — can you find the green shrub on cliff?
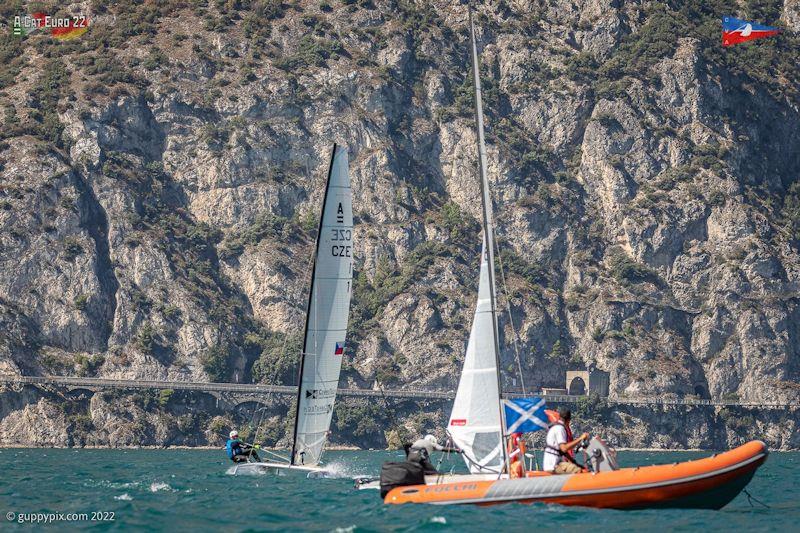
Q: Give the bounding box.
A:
[136,323,156,354]
[62,238,84,262]
[349,241,452,336]
[200,344,230,382]
[250,331,302,384]
[26,59,69,147]
[333,400,387,448]
[608,249,657,284]
[574,394,609,422]
[75,354,104,377]
[428,201,477,241]
[158,389,174,408]
[273,35,343,71]
[73,294,89,311]
[597,7,683,83]
[67,413,94,442]
[784,183,800,240]
[219,213,301,260]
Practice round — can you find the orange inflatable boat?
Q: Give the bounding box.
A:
[384,440,768,509]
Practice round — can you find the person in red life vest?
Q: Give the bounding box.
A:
[543,408,588,474]
[507,432,526,478]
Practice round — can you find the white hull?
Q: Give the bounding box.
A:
[229,461,331,478]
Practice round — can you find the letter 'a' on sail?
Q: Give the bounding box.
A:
[290,144,354,467]
[448,234,503,474]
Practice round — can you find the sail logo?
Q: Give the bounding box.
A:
[305,388,335,400]
[722,16,780,46]
[334,342,345,355]
[303,404,332,415]
[450,419,467,426]
[336,202,344,223]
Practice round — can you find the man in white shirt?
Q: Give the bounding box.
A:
[542,408,588,474]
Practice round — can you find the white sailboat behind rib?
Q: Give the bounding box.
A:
[447,237,506,475]
[357,11,509,490]
[233,143,354,477]
[446,9,509,478]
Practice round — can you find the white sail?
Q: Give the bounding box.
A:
[291,144,353,467]
[447,11,508,475]
[448,235,504,473]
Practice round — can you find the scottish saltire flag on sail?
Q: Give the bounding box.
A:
[503,397,548,434]
[722,16,780,46]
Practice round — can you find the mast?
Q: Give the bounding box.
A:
[468,9,509,472]
[290,144,338,465]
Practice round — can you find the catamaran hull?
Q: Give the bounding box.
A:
[230,461,331,478]
[384,440,767,509]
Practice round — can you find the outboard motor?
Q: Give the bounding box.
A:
[586,437,619,472]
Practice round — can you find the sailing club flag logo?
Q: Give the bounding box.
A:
[334,341,345,355]
[722,16,780,47]
[503,397,549,434]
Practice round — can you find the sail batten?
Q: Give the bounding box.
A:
[290,144,353,467]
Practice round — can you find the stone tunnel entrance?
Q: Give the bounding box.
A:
[568,376,586,395]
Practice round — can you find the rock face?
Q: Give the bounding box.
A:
[0,1,799,448]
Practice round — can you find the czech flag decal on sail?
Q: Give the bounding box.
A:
[334,342,345,355]
[723,16,780,46]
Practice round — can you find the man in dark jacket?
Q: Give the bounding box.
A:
[225,430,261,463]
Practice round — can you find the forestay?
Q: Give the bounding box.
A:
[291,144,353,467]
[448,236,503,474]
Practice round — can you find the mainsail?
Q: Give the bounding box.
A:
[290,144,353,467]
[447,10,508,475]
[448,236,503,473]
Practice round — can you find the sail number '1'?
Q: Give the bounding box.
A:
[331,228,351,257]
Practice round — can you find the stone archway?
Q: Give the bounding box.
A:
[568,376,586,396]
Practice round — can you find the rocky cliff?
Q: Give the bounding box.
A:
[1,0,799,449]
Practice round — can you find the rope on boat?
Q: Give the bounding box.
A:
[250,232,318,454]
[261,448,290,463]
[494,241,528,396]
[743,489,770,509]
[445,429,502,476]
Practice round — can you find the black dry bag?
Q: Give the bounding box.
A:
[379,461,425,499]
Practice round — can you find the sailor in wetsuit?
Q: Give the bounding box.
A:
[225,430,261,463]
[406,434,461,474]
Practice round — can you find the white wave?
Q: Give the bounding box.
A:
[320,462,369,479]
[430,516,447,524]
[149,482,173,492]
[114,493,133,501]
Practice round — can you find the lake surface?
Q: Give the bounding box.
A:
[1,448,796,531]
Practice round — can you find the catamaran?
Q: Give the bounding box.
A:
[377,10,768,508]
[232,143,354,477]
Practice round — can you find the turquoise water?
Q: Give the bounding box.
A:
[1,448,796,531]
